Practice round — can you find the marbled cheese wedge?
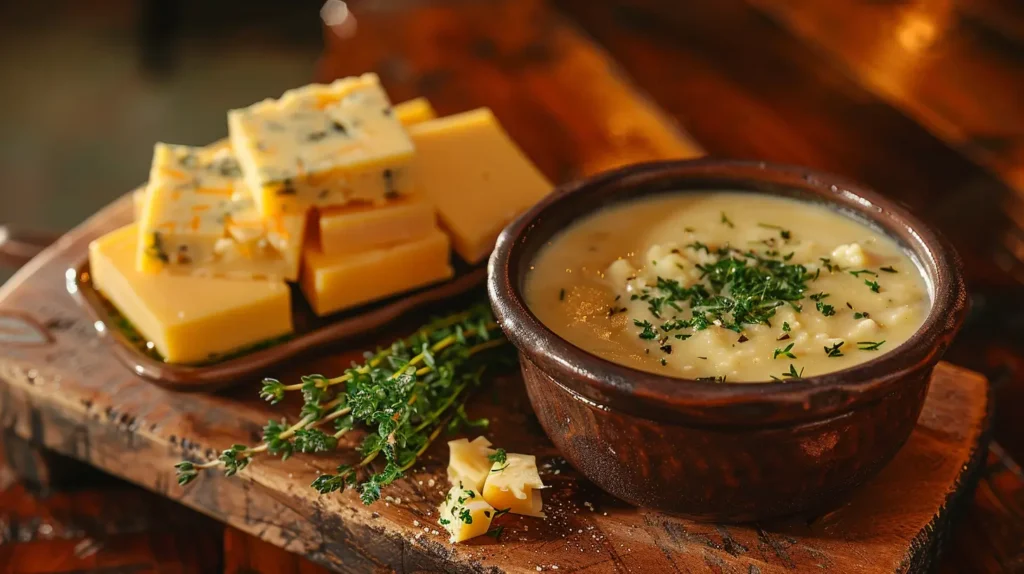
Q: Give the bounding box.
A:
[136,141,306,281]
[228,74,415,215]
[90,225,293,364]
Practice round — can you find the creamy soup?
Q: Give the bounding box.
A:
[524,193,931,382]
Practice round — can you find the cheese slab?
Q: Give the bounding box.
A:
[317,194,435,256]
[446,437,496,492]
[300,229,453,316]
[438,485,495,543]
[408,108,552,264]
[228,73,415,215]
[90,225,293,364]
[482,453,546,517]
[394,97,437,126]
[137,141,306,281]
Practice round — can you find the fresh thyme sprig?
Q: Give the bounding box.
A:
[175,304,515,505]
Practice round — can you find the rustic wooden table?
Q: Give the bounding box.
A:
[1,0,1022,572]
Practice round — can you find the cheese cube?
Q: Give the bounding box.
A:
[482,453,546,517]
[394,97,437,126]
[90,225,293,364]
[447,437,496,492]
[228,74,415,215]
[408,108,551,264]
[131,185,147,220]
[438,485,495,543]
[300,230,453,316]
[137,141,306,281]
[317,194,436,255]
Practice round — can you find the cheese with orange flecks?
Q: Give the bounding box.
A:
[299,229,453,316]
[482,453,546,517]
[136,141,306,281]
[438,484,495,543]
[90,225,293,364]
[394,97,437,127]
[317,193,435,255]
[228,74,414,216]
[446,436,496,492]
[408,108,551,264]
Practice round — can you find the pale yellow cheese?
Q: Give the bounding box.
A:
[438,484,494,543]
[131,186,147,220]
[228,74,415,215]
[482,453,546,517]
[446,436,496,492]
[300,230,453,316]
[394,97,437,126]
[89,225,293,364]
[317,194,436,256]
[408,108,551,264]
[137,141,306,281]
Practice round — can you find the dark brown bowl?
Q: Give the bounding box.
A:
[487,159,968,522]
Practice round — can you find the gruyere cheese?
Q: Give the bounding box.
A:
[317,193,435,255]
[438,484,495,543]
[228,73,414,215]
[90,225,293,364]
[408,108,551,264]
[446,437,496,492]
[300,229,453,316]
[394,97,437,126]
[482,453,546,517]
[136,141,306,281]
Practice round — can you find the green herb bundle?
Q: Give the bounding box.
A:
[175,303,514,505]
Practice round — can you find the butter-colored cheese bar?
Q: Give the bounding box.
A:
[228,74,414,215]
[300,229,453,316]
[438,484,494,543]
[482,453,546,517]
[90,225,293,364]
[446,437,496,492]
[137,141,306,281]
[394,97,437,126]
[317,193,435,255]
[408,108,551,264]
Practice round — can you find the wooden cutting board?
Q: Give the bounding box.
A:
[0,191,993,572]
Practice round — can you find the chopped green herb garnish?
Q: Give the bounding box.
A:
[819,257,839,273]
[824,341,844,357]
[848,269,877,278]
[660,358,668,366]
[782,321,791,332]
[674,333,692,341]
[857,340,886,351]
[880,266,898,273]
[721,212,734,228]
[488,448,507,465]
[865,280,881,293]
[558,288,565,301]
[634,319,658,340]
[773,343,796,360]
[695,375,727,383]
[853,311,870,320]
[816,301,836,316]
[783,364,804,379]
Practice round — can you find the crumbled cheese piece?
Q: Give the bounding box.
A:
[446,436,496,491]
[831,242,869,267]
[438,484,494,543]
[482,453,546,517]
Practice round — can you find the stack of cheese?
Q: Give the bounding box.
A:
[89,74,551,364]
[439,437,546,543]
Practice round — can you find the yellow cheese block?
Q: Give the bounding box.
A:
[228,74,415,215]
[89,225,293,364]
[438,485,495,543]
[300,230,453,316]
[394,97,437,126]
[482,453,546,517]
[317,194,435,256]
[446,436,496,492]
[137,141,306,281]
[408,108,552,264]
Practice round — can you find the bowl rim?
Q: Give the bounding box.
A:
[487,158,968,425]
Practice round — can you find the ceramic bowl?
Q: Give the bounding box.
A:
[487,159,968,522]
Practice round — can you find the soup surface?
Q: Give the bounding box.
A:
[524,192,930,382]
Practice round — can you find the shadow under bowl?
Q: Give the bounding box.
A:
[487,159,968,522]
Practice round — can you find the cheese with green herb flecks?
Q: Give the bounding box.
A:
[136,140,306,281]
[228,73,415,216]
[438,484,494,543]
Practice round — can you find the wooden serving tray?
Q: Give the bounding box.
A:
[0,201,993,572]
[32,195,486,391]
